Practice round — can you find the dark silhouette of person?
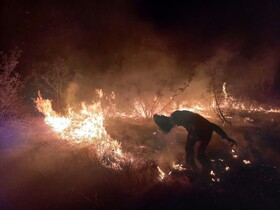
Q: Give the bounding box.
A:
[153,110,237,173]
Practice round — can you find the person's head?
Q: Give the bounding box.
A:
[153,114,174,133]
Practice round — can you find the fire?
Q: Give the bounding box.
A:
[89,82,280,121]
[220,82,280,114]
[231,149,238,159]
[157,166,166,181]
[104,82,280,120]
[210,170,216,176]
[34,80,280,169]
[96,89,104,98]
[223,82,228,101]
[178,102,212,118]
[233,155,238,159]
[243,160,251,165]
[172,162,186,171]
[34,91,133,170]
[210,170,221,182]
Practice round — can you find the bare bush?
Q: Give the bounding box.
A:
[209,69,232,125]
[0,48,24,119]
[33,58,74,110]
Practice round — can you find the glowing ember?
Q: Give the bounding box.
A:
[34,91,132,170]
[243,160,251,165]
[172,162,186,171]
[223,82,228,101]
[231,149,238,159]
[96,89,103,98]
[157,166,166,181]
[210,170,221,182]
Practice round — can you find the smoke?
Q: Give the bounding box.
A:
[1,0,280,103]
[1,2,280,209]
[65,82,79,105]
[2,0,280,167]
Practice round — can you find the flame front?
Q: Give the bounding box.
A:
[34,91,132,170]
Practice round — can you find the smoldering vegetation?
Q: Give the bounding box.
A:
[1,44,280,210]
[1,42,280,210]
[1,1,280,209]
[0,112,280,209]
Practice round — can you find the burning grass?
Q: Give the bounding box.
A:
[34,91,133,170]
[1,84,280,209]
[1,111,280,209]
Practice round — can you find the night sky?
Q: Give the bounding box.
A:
[1,0,280,95]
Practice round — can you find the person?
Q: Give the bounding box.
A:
[153,110,237,173]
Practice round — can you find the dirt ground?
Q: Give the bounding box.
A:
[0,113,280,209]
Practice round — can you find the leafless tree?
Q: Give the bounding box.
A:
[210,69,232,125]
[33,58,74,110]
[0,48,24,119]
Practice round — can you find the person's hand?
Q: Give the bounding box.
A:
[228,138,237,147]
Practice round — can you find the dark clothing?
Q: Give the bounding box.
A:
[171,110,228,139]
[161,111,231,171]
[170,110,230,171]
[154,110,232,172]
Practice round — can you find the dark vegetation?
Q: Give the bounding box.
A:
[2,0,280,208]
[0,48,279,209]
[0,114,280,210]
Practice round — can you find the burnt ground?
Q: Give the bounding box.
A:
[0,113,280,210]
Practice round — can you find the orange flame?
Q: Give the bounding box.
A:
[34,91,133,170]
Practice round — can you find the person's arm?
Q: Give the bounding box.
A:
[211,123,237,147]
[227,137,237,147]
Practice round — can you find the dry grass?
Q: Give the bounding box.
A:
[0,114,280,209]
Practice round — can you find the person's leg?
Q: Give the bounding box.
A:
[197,131,213,173]
[185,134,196,167]
[193,141,203,172]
